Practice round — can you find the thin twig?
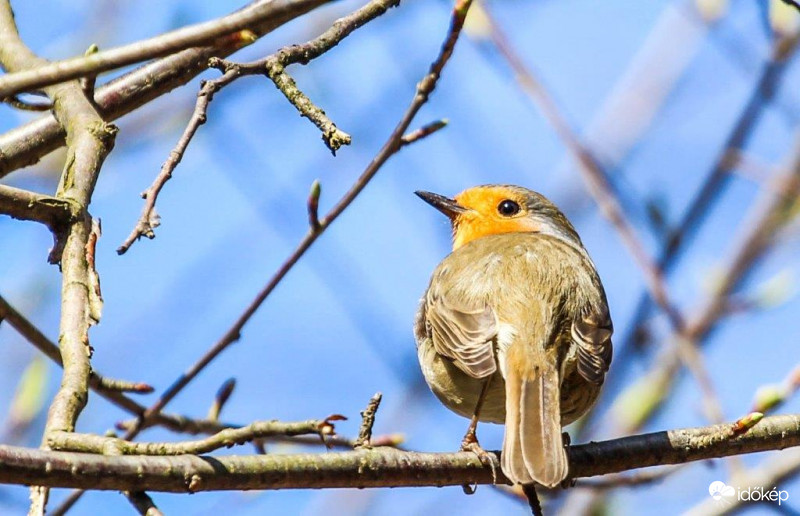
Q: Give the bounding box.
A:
[123,491,163,516]
[400,118,448,146]
[354,393,383,449]
[264,61,352,153]
[4,94,51,111]
[0,295,155,403]
[114,412,405,449]
[116,0,401,254]
[49,418,342,455]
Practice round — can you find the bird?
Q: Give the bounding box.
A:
[413,184,613,488]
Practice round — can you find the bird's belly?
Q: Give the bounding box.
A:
[417,337,506,424]
[418,338,603,426]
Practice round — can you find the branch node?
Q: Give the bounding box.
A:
[307,179,322,231]
[730,412,764,437]
[207,378,236,422]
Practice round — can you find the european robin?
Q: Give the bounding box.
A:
[414,185,613,487]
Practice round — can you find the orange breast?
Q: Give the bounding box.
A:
[453,215,539,250]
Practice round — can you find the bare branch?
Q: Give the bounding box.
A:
[265,61,352,152]
[207,378,236,422]
[0,295,155,399]
[123,491,163,516]
[0,4,120,510]
[49,418,339,455]
[0,414,798,492]
[0,0,335,99]
[0,0,330,179]
[0,184,76,230]
[4,94,51,111]
[400,119,448,146]
[116,0,400,253]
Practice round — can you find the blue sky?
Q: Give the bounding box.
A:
[1,0,799,514]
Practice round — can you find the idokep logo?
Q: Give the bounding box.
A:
[709,481,789,506]
[709,481,735,504]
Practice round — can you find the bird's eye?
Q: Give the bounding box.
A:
[497,199,520,216]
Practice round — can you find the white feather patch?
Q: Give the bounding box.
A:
[496,322,517,378]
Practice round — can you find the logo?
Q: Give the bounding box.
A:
[709,481,789,506]
[709,481,735,504]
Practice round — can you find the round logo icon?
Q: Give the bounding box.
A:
[709,481,735,502]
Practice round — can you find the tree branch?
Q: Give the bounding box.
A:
[0,184,77,231]
[0,3,120,511]
[0,0,330,179]
[48,417,340,455]
[0,414,797,492]
[0,0,336,99]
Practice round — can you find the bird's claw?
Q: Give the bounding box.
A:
[460,439,498,485]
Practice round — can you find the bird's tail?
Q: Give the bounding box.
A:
[501,360,567,487]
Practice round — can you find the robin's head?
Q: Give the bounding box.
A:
[416,185,580,250]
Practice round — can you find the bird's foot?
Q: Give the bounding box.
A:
[460,433,498,486]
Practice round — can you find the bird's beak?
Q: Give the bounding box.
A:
[415,190,468,219]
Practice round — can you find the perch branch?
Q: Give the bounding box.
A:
[0,414,798,492]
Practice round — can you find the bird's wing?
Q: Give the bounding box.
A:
[572,305,613,385]
[425,291,498,379]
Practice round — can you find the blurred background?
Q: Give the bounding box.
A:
[1,0,799,514]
